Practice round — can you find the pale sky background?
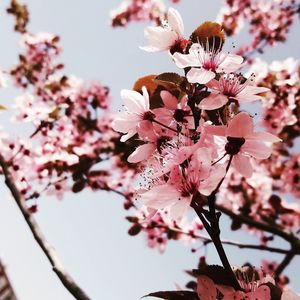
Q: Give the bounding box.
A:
[0,0,300,299]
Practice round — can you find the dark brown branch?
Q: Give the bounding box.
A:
[275,250,295,280]
[0,153,91,300]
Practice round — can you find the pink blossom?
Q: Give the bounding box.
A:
[173,43,243,84]
[206,112,281,177]
[199,74,269,110]
[140,147,225,220]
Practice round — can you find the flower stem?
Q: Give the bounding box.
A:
[191,155,241,290]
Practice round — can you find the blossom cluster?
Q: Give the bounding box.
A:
[112,7,300,298]
[0,31,139,211]
[217,0,300,57]
[113,7,280,222]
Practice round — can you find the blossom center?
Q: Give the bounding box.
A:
[225,136,245,155]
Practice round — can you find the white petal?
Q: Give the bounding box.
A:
[121,89,147,113]
[173,52,200,68]
[168,8,184,37]
[187,68,215,84]
[217,53,244,73]
[112,112,140,133]
[143,26,178,51]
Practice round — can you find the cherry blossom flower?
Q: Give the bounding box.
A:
[173,43,243,84]
[112,86,154,142]
[198,74,269,110]
[141,8,185,52]
[140,147,225,220]
[206,112,281,177]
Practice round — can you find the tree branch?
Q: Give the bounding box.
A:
[215,204,300,249]
[0,153,91,300]
[275,250,295,280]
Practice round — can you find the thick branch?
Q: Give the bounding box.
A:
[0,153,91,300]
[275,251,295,280]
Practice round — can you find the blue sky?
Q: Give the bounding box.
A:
[0,0,299,299]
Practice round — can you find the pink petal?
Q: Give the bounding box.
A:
[167,8,184,37]
[187,68,215,84]
[246,131,281,143]
[251,285,271,300]
[242,140,272,159]
[227,112,254,138]
[160,90,178,110]
[236,85,269,102]
[200,163,226,195]
[127,143,156,163]
[206,78,220,90]
[199,93,228,110]
[216,285,235,297]
[203,123,227,137]
[140,184,179,209]
[137,120,157,142]
[169,197,191,221]
[197,276,217,300]
[232,154,253,178]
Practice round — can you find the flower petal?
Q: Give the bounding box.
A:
[197,276,217,300]
[232,154,253,178]
[140,184,179,209]
[199,93,228,110]
[246,131,281,143]
[127,143,156,163]
[121,89,147,113]
[112,112,140,133]
[187,68,215,84]
[236,85,269,102]
[173,52,200,68]
[169,197,191,221]
[200,164,226,195]
[217,53,244,73]
[160,90,178,110]
[168,8,184,37]
[242,140,272,159]
[142,26,178,52]
[227,112,253,138]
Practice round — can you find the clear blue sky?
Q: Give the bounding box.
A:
[0,1,299,299]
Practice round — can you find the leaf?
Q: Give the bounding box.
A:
[190,22,225,51]
[154,72,184,88]
[133,74,158,96]
[144,290,199,300]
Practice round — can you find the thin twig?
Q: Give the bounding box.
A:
[216,204,300,249]
[0,153,91,300]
